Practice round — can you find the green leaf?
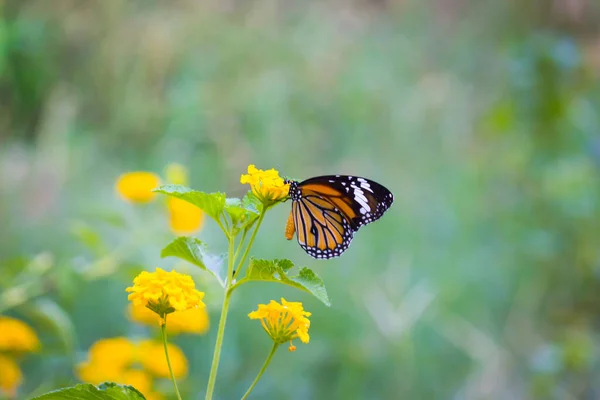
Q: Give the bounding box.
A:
[224,198,247,224]
[285,267,331,306]
[224,196,260,233]
[242,191,264,215]
[161,237,225,287]
[31,382,146,400]
[243,258,330,306]
[154,185,225,221]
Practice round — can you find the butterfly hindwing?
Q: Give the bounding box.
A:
[292,193,354,259]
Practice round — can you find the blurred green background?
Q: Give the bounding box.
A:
[2,0,600,399]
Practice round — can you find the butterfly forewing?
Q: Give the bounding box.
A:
[296,175,394,230]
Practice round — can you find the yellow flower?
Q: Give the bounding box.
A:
[116,171,161,203]
[240,164,290,206]
[0,355,22,395]
[164,163,205,234]
[126,268,205,319]
[167,198,205,234]
[87,337,137,371]
[77,361,122,384]
[78,365,164,399]
[248,298,311,351]
[138,340,188,379]
[0,316,40,353]
[76,337,187,397]
[128,303,210,335]
[144,392,165,400]
[121,369,153,395]
[76,337,138,383]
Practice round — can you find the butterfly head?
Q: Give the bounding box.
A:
[283,178,301,200]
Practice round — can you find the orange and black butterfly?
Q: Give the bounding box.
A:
[284,175,393,259]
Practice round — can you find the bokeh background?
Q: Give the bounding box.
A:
[2,0,600,399]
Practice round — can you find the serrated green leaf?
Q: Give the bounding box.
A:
[224,196,260,233]
[31,382,146,400]
[242,258,330,306]
[224,198,247,224]
[284,267,330,306]
[242,191,263,214]
[154,185,225,221]
[161,237,225,287]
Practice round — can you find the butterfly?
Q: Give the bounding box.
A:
[284,175,393,259]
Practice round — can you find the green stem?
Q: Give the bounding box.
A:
[241,343,279,400]
[232,227,249,266]
[205,235,236,399]
[233,211,266,279]
[216,218,230,239]
[161,319,183,400]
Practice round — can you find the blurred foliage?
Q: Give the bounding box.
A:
[1,0,600,399]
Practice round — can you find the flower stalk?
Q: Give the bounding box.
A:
[204,235,235,400]
[205,210,267,399]
[161,319,183,400]
[233,210,266,280]
[241,343,279,400]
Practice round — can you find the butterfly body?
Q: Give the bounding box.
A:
[285,175,393,259]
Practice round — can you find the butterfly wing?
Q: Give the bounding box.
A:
[297,175,394,230]
[291,192,354,259]
[287,175,393,259]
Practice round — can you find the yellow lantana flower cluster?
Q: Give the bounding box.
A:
[115,163,204,234]
[129,303,210,335]
[164,163,205,234]
[116,172,161,203]
[249,298,311,351]
[77,337,188,400]
[126,268,205,319]
[0,316,40,353]
[0,316,40,396]
[240,164,290,206]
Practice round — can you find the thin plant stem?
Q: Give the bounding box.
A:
[205,235,236,399]
[206,209,267,399]
[232,227,249,266]
[241,343,279,400]
[161,319,183,400]
[233,211,266,279]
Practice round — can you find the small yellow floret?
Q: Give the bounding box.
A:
[248,298,311,349]
[240,164,290,206]
[0,355,22,395]
[126,268,205,318]
[128,303,210,335]
[115,171,161,203]
[0,316,40,353]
